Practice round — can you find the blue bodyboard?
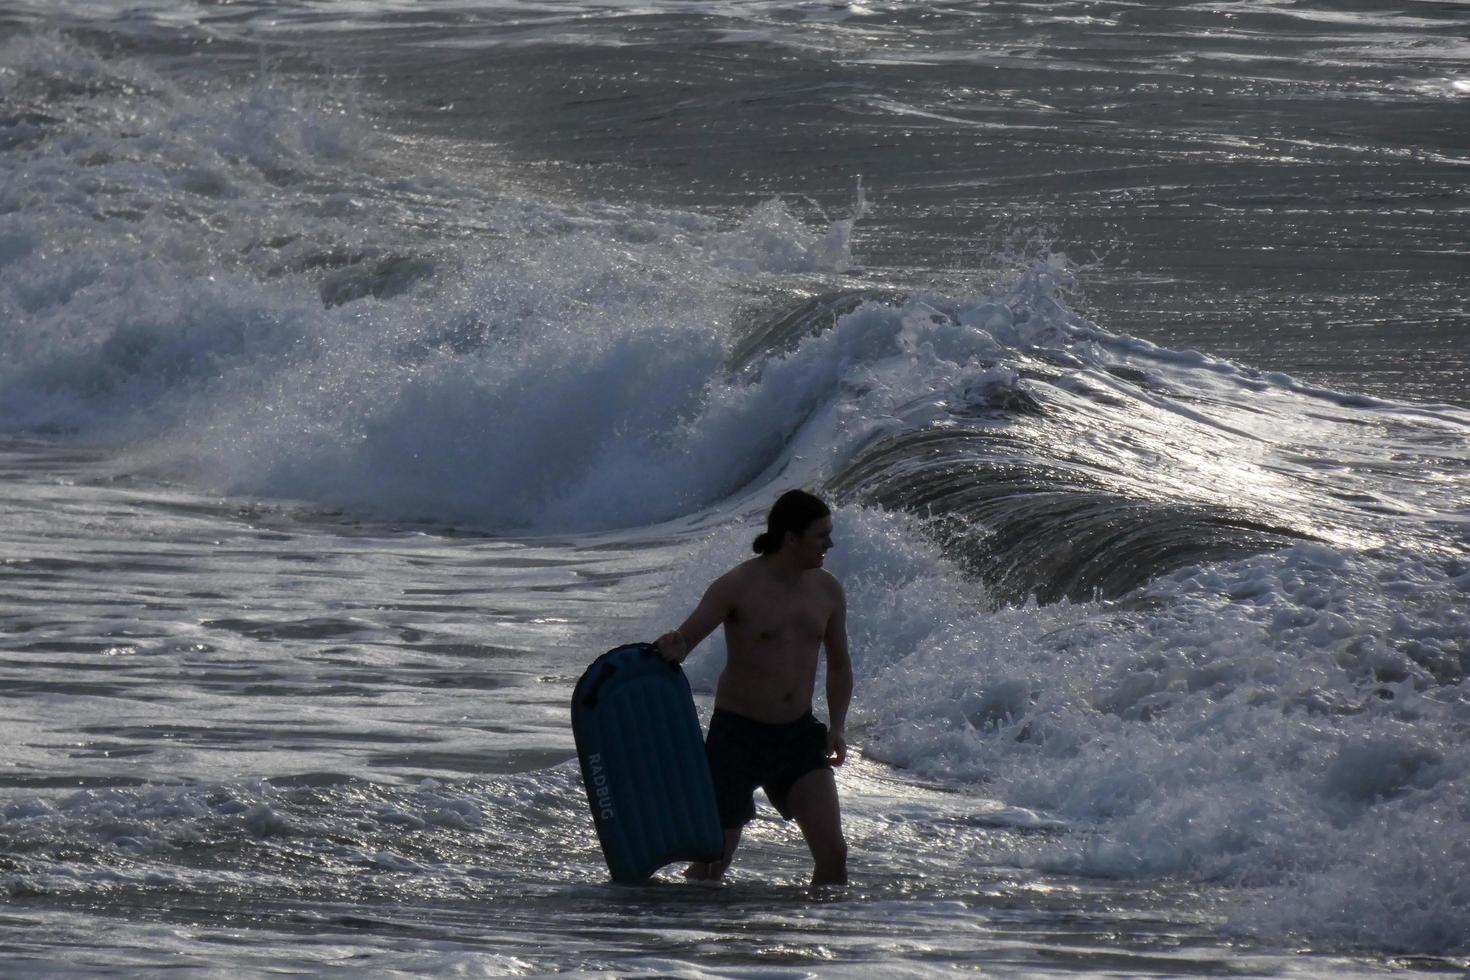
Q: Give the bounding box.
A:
[571,642,723,883]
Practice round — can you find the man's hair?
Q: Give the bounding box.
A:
[752,489,831,556]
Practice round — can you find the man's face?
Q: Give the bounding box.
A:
[787,515,834,569]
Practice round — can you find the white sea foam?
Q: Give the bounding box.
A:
[6,25,1470,966]
[5,35,1464,542]
[650,504,1469,954]
[0,35,872,529]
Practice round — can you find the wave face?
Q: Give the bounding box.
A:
[4,22,1470,964]
[3,34,1458,555]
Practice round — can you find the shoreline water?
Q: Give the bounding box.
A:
[3,0,1469,972]
[3,440,1467,974]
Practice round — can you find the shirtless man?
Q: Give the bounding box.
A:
[654,489,852,887]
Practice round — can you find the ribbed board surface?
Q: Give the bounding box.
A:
[571,643,723,883]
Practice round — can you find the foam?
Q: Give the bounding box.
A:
[0,36,875,530]
[6,36,1466,543]
[639,431,1469,950]
[6,27,1470,962]
[649,508,1470,954]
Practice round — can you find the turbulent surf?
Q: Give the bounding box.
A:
[2,2,1467,975]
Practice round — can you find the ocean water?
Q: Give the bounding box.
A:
[1,0,1468,976]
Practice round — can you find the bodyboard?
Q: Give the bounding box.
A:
[571,642,723,883]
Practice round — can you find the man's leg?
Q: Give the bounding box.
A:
[684,826,741,880]
[785,767,847,886]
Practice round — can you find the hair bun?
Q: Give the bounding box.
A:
[752,531,774,554]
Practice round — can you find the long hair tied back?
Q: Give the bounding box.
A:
[752,489,831,555]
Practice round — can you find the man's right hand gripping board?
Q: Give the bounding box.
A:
[571,642,723,883]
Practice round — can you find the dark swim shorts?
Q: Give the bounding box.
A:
[704,707,831,828]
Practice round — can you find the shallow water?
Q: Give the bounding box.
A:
[2,0,1468,974]
[2,444,1463,977]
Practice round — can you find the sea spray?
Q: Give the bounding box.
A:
[1,35,865,528]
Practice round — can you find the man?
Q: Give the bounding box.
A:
[655,489,852,887]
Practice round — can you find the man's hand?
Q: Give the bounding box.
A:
[654,630,687,663]
[826,729,847,767]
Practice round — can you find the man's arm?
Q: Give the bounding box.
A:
[654,574,735,663]
[823,577,852,765]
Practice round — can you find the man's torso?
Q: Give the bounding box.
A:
[714,560,836,724]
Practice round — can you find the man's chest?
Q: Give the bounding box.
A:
[729,586,829,643]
